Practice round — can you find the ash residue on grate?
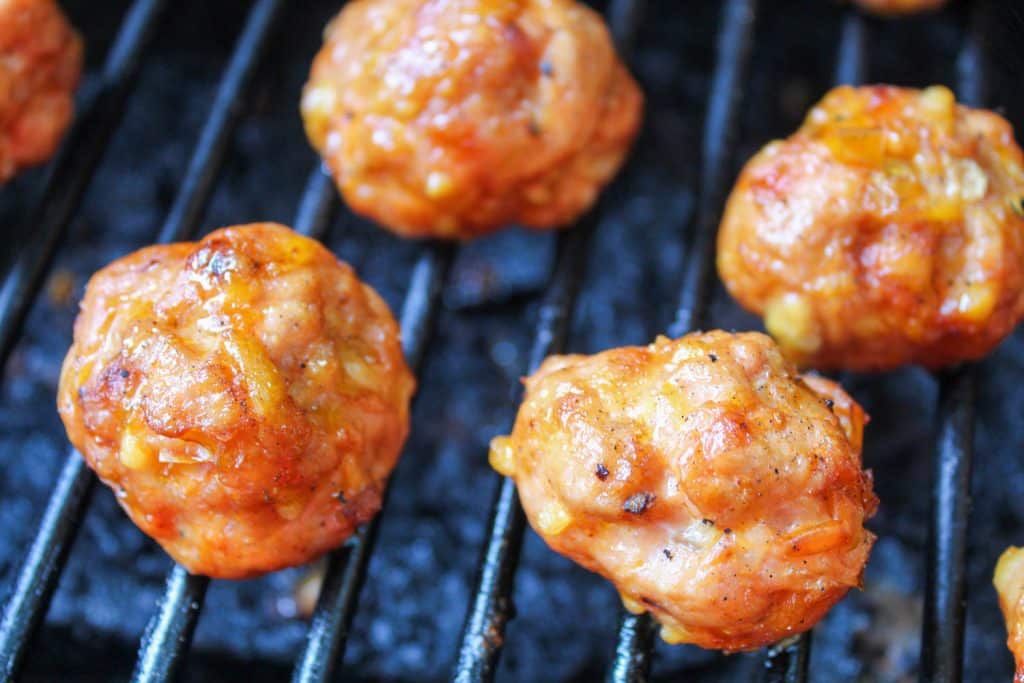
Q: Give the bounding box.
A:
[3,1,1024,682]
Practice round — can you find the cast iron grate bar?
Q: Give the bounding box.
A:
[606,1,758,680]
[921,4,989,680]
[0,1,171,677]
[760,10,866,681]
[132,167,333,683]
[0,1,287,680]
[291,241,453,683]
[0,0,169,373]
[453,211,599,683]
[451,4,643,680]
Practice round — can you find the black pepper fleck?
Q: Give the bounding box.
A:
[119,369,130,378]
[662,548,673,560]
[595,463,609,480]
[723,528,733,534]
[623,492,655,515]
[540,60,554,77]
[702,518,715,526]
[824,398,835,410]
[334,491,347,504]
[709,353,718,362]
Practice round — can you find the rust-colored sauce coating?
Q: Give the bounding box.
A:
[718,85,1024,371]
[852,0,946,16]
[0,0,82,182]
[301,0,643,240]
[57,224,415,579]
[490,331,877,651]
[996,547,1024,682]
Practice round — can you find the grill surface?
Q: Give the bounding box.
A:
[2,1,1024,681]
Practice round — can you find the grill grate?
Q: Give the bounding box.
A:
[0,0,999,681]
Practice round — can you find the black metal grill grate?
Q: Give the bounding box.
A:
[0,0,999,681]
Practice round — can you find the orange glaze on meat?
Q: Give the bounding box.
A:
[996,547,1024,682]
[0,0,82,182]
[853,0,946,16]
[490,331,877,651]
[57,223,415,578]
[301,0,643,240]
[718,85,1024,371]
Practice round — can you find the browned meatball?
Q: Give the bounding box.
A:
[853,0,946,16]
[301,0,643,240]
[0,0,82,182]
[490,331,877,651]
[57,224,415,579]
[995,547,1024,682]
[718,85,1024,371]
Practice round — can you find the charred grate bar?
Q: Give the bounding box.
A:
[608,0,759,679]
[0,0,169,371]
[0,1,171,677]
[292,240,454,683]
[760,9,865,682]
[0,0,287,679]
[922,4,990,680]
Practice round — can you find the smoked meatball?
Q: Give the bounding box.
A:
[301,0,643,240]
[490,331,877,651]
[995,547,1024,682]
[852,0,946,16]
[57,223,414,579]
[0,0,82,182]
[718,85,1024,371]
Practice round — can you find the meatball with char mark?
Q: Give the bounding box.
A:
[58,223,415,579]
[301,0,643,240]
[491,331,876,651]
[718,85,1024,371]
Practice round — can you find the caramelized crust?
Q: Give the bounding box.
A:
[491,331,876,651]
[301,0,643,239]
[718,85,1024,371]
[996,547,1024,682]
[0,0,82,182]
[58,224,415,578]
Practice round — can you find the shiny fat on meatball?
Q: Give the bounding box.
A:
[995,547,1024,682]
[0,0,82,182]
[490,331,877,651]
[301,0,643,240]
[718,85,1024,371]
[57,223,415,579]
[852,0,946,16]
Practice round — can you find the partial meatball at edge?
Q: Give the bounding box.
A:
[301,0,643,240]
[57,223,415,578]
[995,547,1024,682]
[491,332,876,651]
[0,0,83,182]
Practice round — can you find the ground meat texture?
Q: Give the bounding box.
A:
[0,0,82,182]
[301,0,643,240]
[852,0,946,16]
[717,85,1024,371]
[996,547,1024,682]
[490,331,877,651]
[57,223,415,579]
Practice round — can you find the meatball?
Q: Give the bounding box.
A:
[490,331,877,651]
[852,0,946,16]
[0,0,82,182]
[718,85,1024,371]
[57,223,415,578]
[301,0,643,240]
[995,547,1024,682]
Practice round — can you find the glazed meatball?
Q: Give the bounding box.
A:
[852,0,946,16]
[301,0,643,240]
[490,331,877,651]
[57,223,415,578]
[718,85,1024,371]
[0,0,82,182]
[995,547,1024,682]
